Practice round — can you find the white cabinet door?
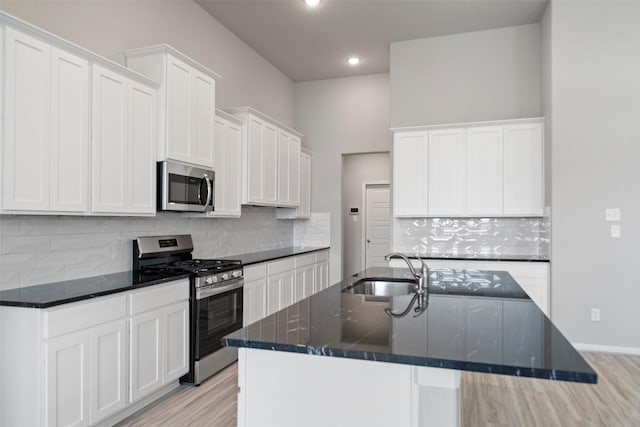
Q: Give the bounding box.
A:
[129,310,162,403]
[243,278,267,325]
[91,65,128,213]
[315,260,329,291]
[2,28,53,211]
[191,70,216,168]
[163,301,189,383]
[50,47,89,212]
[427,129,465,215]
[503,123,544,216]
[277,130,301,207]
[296,151,312,218]
[267,270,295,313]
[129,81,156,215]
[90,320,126,424]
[289,135,301,207]
[2,32,90,213]
[166,55,192,163]
[46,331,91,427]
[246,115,265,204]
[393,131,428,216]
[295,264,315,300]
[212,115,242,217]
[92,65,155,215]
[224,121,243,216]
[466,126,503,215]
[262,122,279,205]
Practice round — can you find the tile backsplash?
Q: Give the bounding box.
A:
[293,212,331,247]
[393,216,549,258]
[0,206,304,290]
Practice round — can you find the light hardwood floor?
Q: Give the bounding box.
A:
[118,352,640,427]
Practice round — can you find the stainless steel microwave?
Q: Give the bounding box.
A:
[157,161,214,212]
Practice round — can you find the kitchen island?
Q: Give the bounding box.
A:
[224,267,596,427]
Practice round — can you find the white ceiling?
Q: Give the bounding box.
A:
[196,0,548,82]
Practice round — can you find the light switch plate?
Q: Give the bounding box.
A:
[611,224,621,238]
[605,208,621,222]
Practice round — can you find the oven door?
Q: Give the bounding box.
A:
[195,278,243,360]
[158,161,214,212]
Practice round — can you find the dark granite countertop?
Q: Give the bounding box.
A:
[224,267,596,384]
[221,246,330,266]
[415,254,549,262]
[0,271,190,308]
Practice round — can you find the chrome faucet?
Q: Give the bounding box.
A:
[383,253,430,318]
[384,253,429,292]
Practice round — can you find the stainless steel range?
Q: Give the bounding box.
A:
[133,235,243,385]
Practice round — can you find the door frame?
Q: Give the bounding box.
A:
[360,181,391,271]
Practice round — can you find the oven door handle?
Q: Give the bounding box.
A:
[196,278,243,299]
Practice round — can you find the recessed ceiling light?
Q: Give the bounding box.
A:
[304,0,320,7]
[347,56,361,66]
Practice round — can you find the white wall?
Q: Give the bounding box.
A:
[548,1,640,351]
[390,24,541,128]
[0,0,295,126]
[342,153,391,278]
[294,74,391,283]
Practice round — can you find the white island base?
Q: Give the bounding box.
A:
[237,348,461,427]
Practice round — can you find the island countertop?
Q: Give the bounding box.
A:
[224,267,596,384]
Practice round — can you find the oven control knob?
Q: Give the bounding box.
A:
[205,277,214,286]
[222,273,229,281]
[232,270,241,278]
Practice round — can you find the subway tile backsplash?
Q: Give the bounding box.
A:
[393,216,549,258]
[293,212,331,247]
[0,206,296,290]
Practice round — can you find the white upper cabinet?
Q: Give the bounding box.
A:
[2,26,89,213]
[277,130,301,207]
[393,130,428,216]
[226,107,303,207]
[210,110,242,217]
[296,151,312,218]
[124,45,221,169]
[91,65,156,215]
[428,128,465,216]
[503,123,544,216]
[1,15,158,216]
[466,126,504,215]
[392,118,544,217]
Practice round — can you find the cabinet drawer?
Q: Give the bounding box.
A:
[267,258,296,276]
[244,263,267,282]
[295,253,315,268]
[129,279,189,315]
[43,294,127,339]
[315,250,329,262]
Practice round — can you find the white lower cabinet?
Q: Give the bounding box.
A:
[314,250,330,292]
[90,319,127,424]
[295,254,316,301]
[243,264,268,326]
[45,331,91,427]
[0,278,188,427]
[128,281,189,403]
[266,258,296,317]
[242,250,330,325]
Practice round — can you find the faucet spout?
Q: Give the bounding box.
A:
[384,252,430,292]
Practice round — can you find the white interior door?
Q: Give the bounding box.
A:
[365,185,391,268]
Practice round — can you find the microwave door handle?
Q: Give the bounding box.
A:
[203,173,212,209]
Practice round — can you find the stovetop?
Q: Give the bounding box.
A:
[143,259,242,276]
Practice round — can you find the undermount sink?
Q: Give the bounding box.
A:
[342,279,417,298]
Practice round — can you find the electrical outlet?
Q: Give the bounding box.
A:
[605,208,621,222]
[591,308,601,322]
[611,224,621,238]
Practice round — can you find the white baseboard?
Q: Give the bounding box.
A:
[572,342,640,356]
